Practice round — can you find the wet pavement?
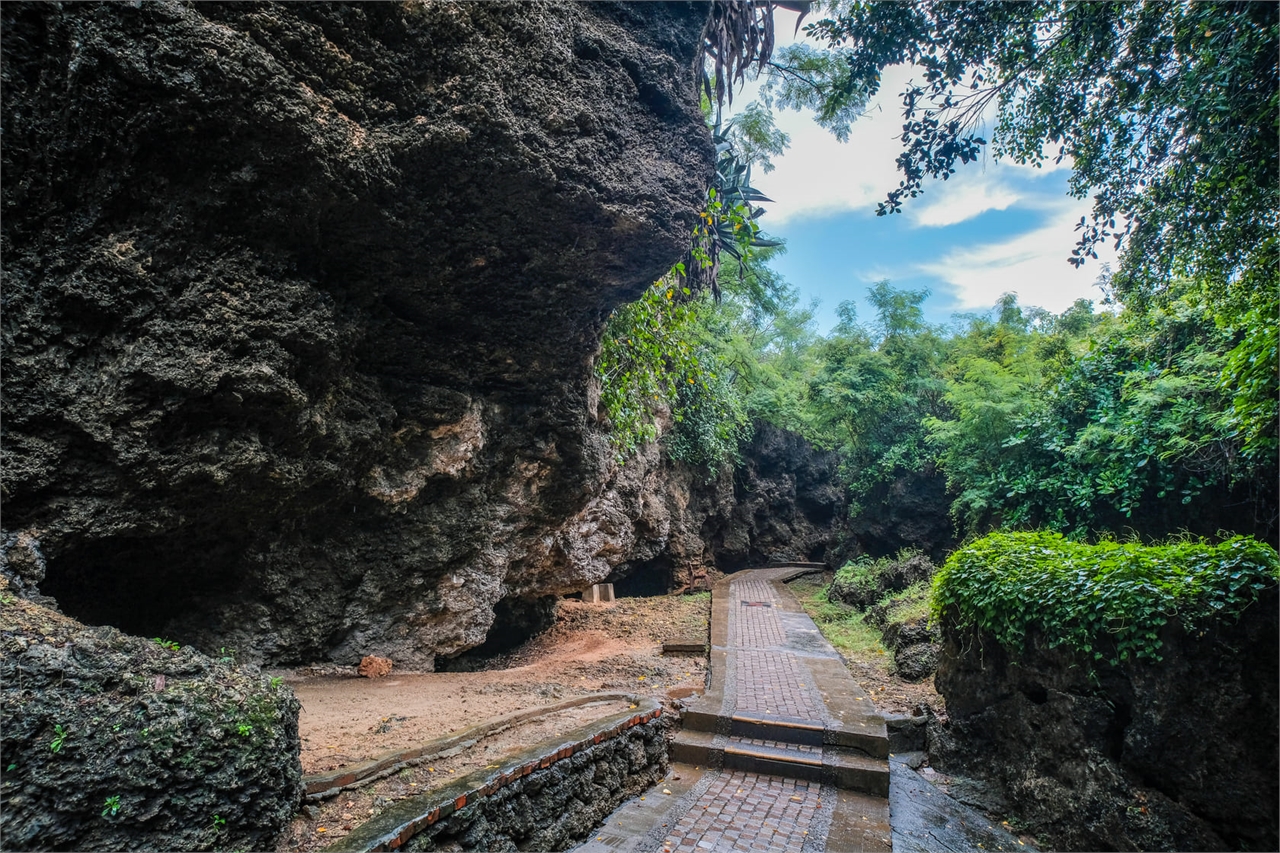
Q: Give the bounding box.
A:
[889,756,1036,852]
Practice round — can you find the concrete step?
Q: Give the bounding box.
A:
[670,728,718,767]
[725,736,823,782]
[669,729,890,798]
[729,711,826,745]
[682,709,889,760]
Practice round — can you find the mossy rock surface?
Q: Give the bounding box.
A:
[864,582,940,682]
[0,579,302,851]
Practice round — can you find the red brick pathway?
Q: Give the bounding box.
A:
[728,572,824,720]
[573,567,891,853]
[652,569,888,853]
[658,771,821,853]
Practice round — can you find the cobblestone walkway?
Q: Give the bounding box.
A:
[660,771,821,852]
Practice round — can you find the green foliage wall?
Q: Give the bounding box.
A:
[926,284,1276,538]
[932,531,1280,665]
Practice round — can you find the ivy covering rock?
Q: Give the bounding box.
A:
[932,531,1280,665]
[931,533,1279,851]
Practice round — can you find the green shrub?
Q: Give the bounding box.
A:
[878,581,932,626]
[829,555,883,604]
[933,531,1279,665]
[829,548,932,609]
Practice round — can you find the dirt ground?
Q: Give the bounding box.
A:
[278,594,712,778]
[274,581,944,851]
[274,594,711,851]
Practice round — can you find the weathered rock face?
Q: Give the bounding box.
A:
[829,552,935,610]
[828,553,940,682]
[1,1,712,666]
[849,468,955,563]
[517,421,848,606]
[0,578,302,851]
[708,422,849,570]
[930,590,1280,851]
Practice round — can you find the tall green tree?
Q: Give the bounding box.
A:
[927,286,1275,538]
[799,1,1277,308]
[807,282,949,512]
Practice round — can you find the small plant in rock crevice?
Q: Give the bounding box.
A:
[49,724,67,753]
[872,581,932,628]
[829,548,933,610]
[101,795,121,818]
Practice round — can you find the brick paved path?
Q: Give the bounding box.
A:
[574,566,891,853]
[660,771,821,852]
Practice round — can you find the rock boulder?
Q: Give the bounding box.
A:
[0,578,302,851]
[930,587,1280,851]
[1,1,712,667]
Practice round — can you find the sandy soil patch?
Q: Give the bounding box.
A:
[274,593,710,851]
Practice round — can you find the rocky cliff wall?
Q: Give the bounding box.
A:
[2,1,713,667]
[929,590,1279,851]
[847,468,955,564]
[530,421,848,603]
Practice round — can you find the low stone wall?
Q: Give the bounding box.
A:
[327,700,668,852]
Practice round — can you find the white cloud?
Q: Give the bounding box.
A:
[909,180,1020,227]
[725,14,1100,321]
[730,16,1074,227]
[741,64,923,225]
[916,199,1117,314]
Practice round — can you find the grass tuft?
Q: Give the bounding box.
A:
[788,579,887,660]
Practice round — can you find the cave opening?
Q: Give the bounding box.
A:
[39,534,244,640]
[436,593,558,672]
[609,555,673,598]
[1022,683,1049,705]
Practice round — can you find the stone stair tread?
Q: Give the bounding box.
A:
[730,710,825,732]
[671,727,889,797]
[724,736,824,767]
[669,728,717,767]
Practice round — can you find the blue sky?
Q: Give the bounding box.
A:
[729,27,1117,333]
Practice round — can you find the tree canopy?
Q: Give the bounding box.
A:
[592,1,1277,546]
[794,0,1277,311]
